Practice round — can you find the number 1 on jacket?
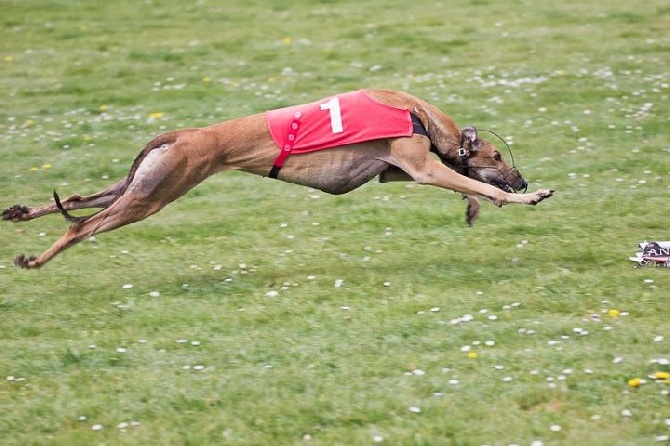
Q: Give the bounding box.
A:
[320,97,344,134]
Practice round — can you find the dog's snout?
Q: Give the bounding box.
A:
[520,178,528,190]
[505,168,528,193]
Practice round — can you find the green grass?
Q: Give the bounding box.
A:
[1,0,669,444]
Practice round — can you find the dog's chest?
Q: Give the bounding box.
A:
[265,90,412,154]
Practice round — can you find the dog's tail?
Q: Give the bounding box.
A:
[53,190,89,224]
[53,132,180,225]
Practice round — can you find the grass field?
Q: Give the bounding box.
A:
[1,0,669,444]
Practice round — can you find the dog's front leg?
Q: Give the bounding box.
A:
[462,195,480,226]
[399,154,553,206]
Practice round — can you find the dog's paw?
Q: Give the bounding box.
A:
[528,189,555,205]
[14,254,40,269]
[2,205,29,222]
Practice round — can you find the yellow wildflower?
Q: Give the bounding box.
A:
[149,112,164,119]
[467,352,478,359]
[609,309,619,318]
[655,372,669,381]
[628,378,642,387]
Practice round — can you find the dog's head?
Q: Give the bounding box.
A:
[455,126,528,193]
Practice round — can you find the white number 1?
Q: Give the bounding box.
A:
[320,97,343,134]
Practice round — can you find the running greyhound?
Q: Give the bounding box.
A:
[3,89,554,268]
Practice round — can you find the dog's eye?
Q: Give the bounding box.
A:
[494,153,503,162]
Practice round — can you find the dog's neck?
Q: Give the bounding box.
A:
[430,135,469,176]
[412,112,467,175]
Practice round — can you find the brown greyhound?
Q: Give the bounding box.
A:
[3,89,553,269]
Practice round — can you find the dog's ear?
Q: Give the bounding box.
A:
[460,126,478,152]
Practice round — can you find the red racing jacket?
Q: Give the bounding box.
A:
[265,90,414,177]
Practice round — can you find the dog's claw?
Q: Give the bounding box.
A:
[2,205,30,222]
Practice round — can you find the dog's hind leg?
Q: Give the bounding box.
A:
[13,191,157,269]
[14,138,213,268]
[3,131,183,224]
[13,173,184,269]
[2,177,127,222]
